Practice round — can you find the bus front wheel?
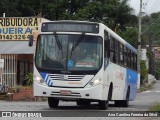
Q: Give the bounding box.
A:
[76,100,91,106]
[76,100,84,106]
[99,100,108,110]
[48,97,59,108]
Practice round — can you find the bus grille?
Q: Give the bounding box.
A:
[50,91,81,97]
[46,74,85,81]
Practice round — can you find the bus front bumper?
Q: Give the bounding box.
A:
[33,82,107,101]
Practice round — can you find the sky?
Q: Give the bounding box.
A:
[129,0,160,15]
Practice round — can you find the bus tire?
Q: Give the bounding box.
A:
[114,100,122,107]
[99,100,108,110]
[114,88,130,107]
[76,100,83,106]
[84,101,91,106]
[48,97,59,108]
[77,100,91,106]
[122,88,130,107]
[98,85,112,110]
[108,84,113,101]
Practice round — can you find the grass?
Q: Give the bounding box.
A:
[138,84,153,92]
[149,103,160,111]
[137,81,156,92]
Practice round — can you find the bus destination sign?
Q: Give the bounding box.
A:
[41,22,99,33]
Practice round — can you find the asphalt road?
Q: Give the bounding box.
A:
[129,80,160,111]
[0,81,160,120]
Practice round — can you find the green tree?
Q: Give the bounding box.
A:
[0,0,137,32]
[118,28,138,48]
[0,0,21,17]
[142,12,160,46]
[16,0,39,17]
[70,0,137,32]
[140,60,148,84]
[72,2,103,21]
[154,59,160,80]
[111,0,137,31]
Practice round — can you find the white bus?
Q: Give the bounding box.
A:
[29,20,138,110]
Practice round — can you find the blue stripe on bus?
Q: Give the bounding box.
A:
[40,72,46,80]
[47,80,50,85]
[40,72,53,86]
[48,80,52,86]
[126,68,138,101]
[45,75,49,82]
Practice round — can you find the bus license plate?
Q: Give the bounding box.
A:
[60,90,71,95]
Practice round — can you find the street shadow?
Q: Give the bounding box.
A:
[46,102,115,110]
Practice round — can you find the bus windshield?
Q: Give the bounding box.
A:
[35,34,103,72]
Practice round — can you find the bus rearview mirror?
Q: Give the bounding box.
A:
[29,35,33,47]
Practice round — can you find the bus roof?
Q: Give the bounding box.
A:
[40,20,137,54]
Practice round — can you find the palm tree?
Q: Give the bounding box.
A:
[112,0,137,32]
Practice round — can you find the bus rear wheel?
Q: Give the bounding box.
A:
[99,100,108,110]
[115,89,130,107]
[48,97,59,108]
[115,99,129,107]
[122,89,130,107]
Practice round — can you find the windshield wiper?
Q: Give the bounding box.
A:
[54,32,62,50]
[72,32,85,51]
[70,32,85,59]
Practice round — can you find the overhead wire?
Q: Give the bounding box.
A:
[128,0,160,36]
[142,15,160,34]
[127,0,148,36]
[142,0,160,46]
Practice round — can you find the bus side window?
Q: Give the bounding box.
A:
[105,40,110,58]
[120,44,124,65]
[110,37,115,63]
[131,52,134,69]
[115,41,119,64]
[127,49,131,68]
[135,54,137,71]
[104,30,110,58]
[124,46,127,66]
[110,51,115,63]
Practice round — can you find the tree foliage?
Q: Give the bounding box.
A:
[0,0,137,30]
[140,60,148,84]
[0,0,139,47]
[118,28,138,48]
[142,12,160,46]
[154,59,160,80]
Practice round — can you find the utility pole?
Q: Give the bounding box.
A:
[137,0,142,87]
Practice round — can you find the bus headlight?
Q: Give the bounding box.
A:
[34,75,44,84]
[86,78,102,87]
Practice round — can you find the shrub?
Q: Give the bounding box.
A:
[24,73,33,86]
[154,59,160,80]
[140,60,148,85]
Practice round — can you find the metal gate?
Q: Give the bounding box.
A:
[0,54,17,88]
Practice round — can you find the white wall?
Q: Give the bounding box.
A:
[141,49,149,69]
